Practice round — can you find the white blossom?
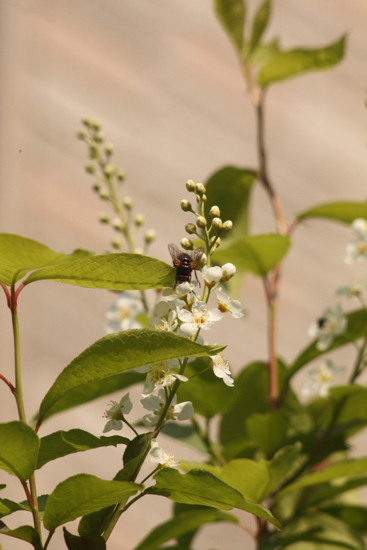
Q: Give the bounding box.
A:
[103,393,133,433]
[216,288,245,319]
[303,359,345,397]
[140,388,194,427]
[221,263,236,282]
[105,292,143,333]
[149,439,180,469]
[136,360,188,395]
[211,351,234,387]
[201,266,223,287]
[308,304,347,351]
[336,279,367,298]
[148,300,183,331]
[344,219,367,264]
[178,301,223,336]
[162,281,199,302]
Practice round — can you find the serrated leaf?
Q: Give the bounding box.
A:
[0,422,40,481]
[23,253,174,290]
[146,468,281,530]
[123,433,154,466]
[214,234,291,276]
[37,429,129,469]
[38,330,225,423]
[0,498,30,519]
[288,309,367,379]
[64,527,106,550]
[297,201,367,225]
[214,0,245,52]
[258,35,345,87]
[0,233,93,286]
[133,508,238,550]
[204,166,256,239]
[248,0,271,55]
[43,474,142,531]
[0,522,42,549]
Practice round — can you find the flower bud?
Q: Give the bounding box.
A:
[112,217,123,230]
[186,179,196,192]
[99,188,109,199]
[134,214,145,226]
[105,142,114,155]
[76,130,87,140]
[212,217,223,231]
[134,247,144,254]
[103,164,116,177]
[221,263,236,282]
[82,118,93,128]
[95,131,104,143]
[196,216,207,229]
[92,183,101,192]
[222,220,233,232]
[111,237,122,249]
[180,238,193,250]
[209,205,221,218]
[197,253,207,268]
[98,213,110,224]
[89,141,98,159]
[85,164,95,174]
[92,120,102,131]
[145,229,156,244]
[180,199,192,212]
[210,236,221,247]
[195,183,206,196]
[117,170,126,181]
[123,196,133,209]
[201,194,207,203]
[202,266,223,287]
[185,223,196,235]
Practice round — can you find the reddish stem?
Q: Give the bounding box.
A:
[0,282,11,308]
[0,373,15,393]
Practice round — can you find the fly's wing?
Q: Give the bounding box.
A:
[168,243,183,266]
[189,246,205,267]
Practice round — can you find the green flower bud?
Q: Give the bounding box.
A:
[92,183,101,192]
[180,238,193,250]
[186,179,197,192]
[85,164,95,174]
[123,196,133,209]
[195,183,206,196]
[145,229,156,243]
[105,142,114,155]
[212,217,223,231]
[111,237,122,249]
[134,247,144,255]
[201,194,207,202]
[76,130,87,140]
[180,199,192,212]
[95,131,104,143]
[103,164,116,177]
[222,220,233,232]
[196,216,207,229]
[89,142,99,159]
[209,205,220,218]
[210,236,221,247]
[81,118,93,128]
[117,170,126,181]
[112,217,123,230]
[92,121,102,131]
[99,188,109,200]
[135,214,145,226]
[98,213,110,224]
[185,222,197,235]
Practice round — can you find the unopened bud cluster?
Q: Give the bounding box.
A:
[179,179,233,255]
[77,118,156,254]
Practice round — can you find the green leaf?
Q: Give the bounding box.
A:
[249,0,271,55]
[133,508,238,550]
[328,385,367,437]
[266,443,303,495]
[214,234,291,276]
[320,505,367,534]
[176,357,234,419]
[38,329,225,423]
[146,468,281,530]
[288,309,367,379]
[0,422,40,481]
[298,477,367,512]
[297,201,367,225]
[23,253,174,290]
[0,522,42,550]
[0,233,93,286]
[43,474,142,531]
[64,527,106,550]
[37,430,129,469]
[278,456,367,499]
[204,166,256,239]
[248,38,281,65]
[214,0,245,51]
[0,498,30,519]
[123,433,154,465]
[258,35,345,88]
[161,424,207,454]
[34,370,143,424]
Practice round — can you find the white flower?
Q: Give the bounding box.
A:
[162,282,199,302]
[201,266,223,287]
[105,292,143,333]
[308,304,347,351]
[178,301,223,336]
[137,360,188,395]
[344,219,367,264]
[149,439,180,469]
[216,288,245,319]
[336,279,367,298]
[303,359,345,397]
[148,300,183,331]
[221,263,236,282]
[141,389,194,427]
[211,351,234,387]
[103,393,133,433]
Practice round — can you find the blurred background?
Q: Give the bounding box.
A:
[1,0,367,548]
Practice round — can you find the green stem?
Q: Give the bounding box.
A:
[349,338,367,383]
[191,416,226,467]
[43,530,55,550]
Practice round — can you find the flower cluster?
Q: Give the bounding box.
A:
[105,291,143,333]
[308,304,347,351]
[345,218,367,264]
[303,359,345,397]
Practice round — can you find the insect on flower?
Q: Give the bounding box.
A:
[168,243,204,288]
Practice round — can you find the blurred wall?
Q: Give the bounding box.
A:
[1,1,367,548]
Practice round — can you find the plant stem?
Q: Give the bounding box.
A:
[191,415,226,467]
[349,337,367,383]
